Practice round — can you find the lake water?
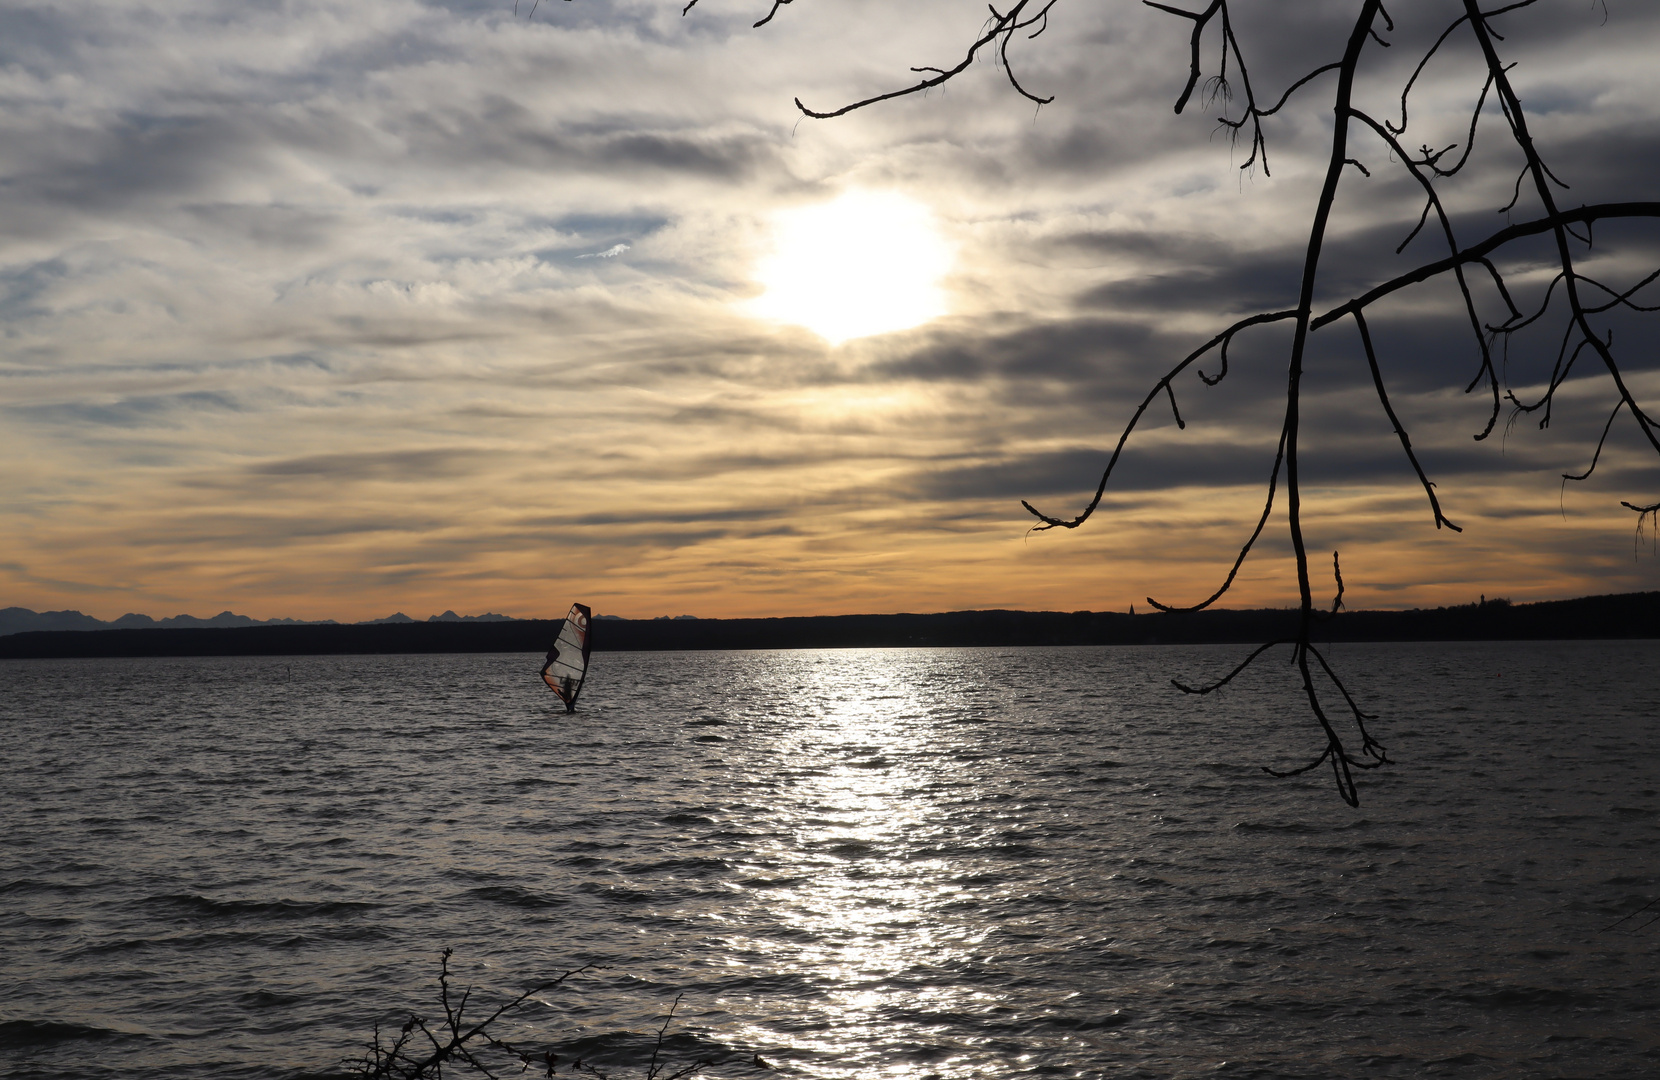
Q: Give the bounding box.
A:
[2,642,1658,1079]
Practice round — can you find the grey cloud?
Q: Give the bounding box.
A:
[596,130,767,177]
[550,212,669,237]
[1514,119,1660,204]
[397,96,782,179]
[910,443,1327,504]
[183,203,345,251]
[538,525,801,550]
[0,258,71,322]
[1065,206,1520,323]
[3,114,262,220]
[0,7,71,64]
[1016,121,1128,176]
[873,317,1166,385]
[1078,262,1302,321]
[405,515,805,552]
[243,447,494,482]
[11,391,243,429]
[563,506,791,528]
[1053,227,1231,265]
[907,428,1587,508]
[120,513,452,547]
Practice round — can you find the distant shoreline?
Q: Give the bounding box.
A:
[0,592,1655,658]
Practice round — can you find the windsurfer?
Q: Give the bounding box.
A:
[540,602,593,713]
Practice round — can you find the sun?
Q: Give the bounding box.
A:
[746,190,953,344]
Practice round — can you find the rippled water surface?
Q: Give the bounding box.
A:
[3,642,1659,1079]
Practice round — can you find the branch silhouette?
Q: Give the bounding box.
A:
[347,951,757,1079]
[634,0,1660,804]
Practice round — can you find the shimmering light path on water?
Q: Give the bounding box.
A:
[3,642,1658,1078]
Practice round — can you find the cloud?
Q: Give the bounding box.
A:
[242,447,492,482]
[8,391,244,430]
[0,0,1656,620]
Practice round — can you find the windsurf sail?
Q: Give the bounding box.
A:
[540,603,592,713]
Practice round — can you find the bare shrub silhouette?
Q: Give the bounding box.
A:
[347,950,760,1079]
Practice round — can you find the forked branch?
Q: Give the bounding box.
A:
[793,0,1060,119]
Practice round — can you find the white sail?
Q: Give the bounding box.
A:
[539,603,592,712]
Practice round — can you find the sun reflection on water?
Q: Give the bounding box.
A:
[722,651,1018,1078]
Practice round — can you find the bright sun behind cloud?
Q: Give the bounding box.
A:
[746,190,953,344]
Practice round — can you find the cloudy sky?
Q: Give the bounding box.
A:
[4,0,1658,621]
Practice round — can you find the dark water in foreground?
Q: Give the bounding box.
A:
[2,642,1658,1079]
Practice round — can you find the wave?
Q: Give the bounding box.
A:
[0,1019,147,1048]
[466,885,572,910]
[130,894,383,920]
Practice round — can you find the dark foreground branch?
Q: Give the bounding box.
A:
[346,951,758,1080]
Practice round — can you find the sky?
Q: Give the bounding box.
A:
[3,0,1659,622]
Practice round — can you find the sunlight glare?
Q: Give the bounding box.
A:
[747,190,953,344]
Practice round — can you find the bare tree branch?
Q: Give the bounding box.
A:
[658,0,1660,804]
[1354,309,1462,531]
[794,0,1059,119]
